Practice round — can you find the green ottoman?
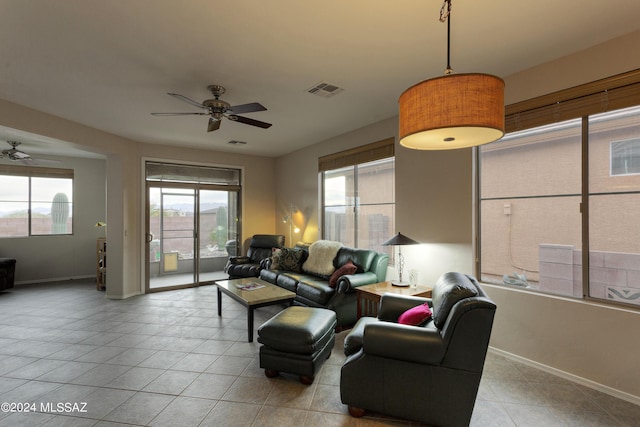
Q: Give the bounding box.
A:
[258,306,336,385]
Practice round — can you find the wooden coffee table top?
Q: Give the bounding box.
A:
[215,277,295,306]
[357,281,432,298]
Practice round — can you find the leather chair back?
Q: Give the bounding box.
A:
[246,234,285,262]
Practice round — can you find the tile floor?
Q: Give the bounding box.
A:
[0,279,638,426]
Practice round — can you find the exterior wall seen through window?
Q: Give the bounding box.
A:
[480,105,640,308]
[322,157,395,254]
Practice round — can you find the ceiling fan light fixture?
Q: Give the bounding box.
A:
[151,85,272,132]
[398,0,505,150]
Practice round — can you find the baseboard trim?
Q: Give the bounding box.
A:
[488,346,640,407]
[15,275,95,285]
[105,290,142,300]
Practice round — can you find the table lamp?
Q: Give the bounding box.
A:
[381,232,420,286]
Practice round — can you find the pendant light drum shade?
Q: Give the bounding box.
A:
[399,73,505,150]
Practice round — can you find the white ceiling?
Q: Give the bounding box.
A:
[1,0,640,159]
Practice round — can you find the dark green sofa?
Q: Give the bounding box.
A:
[259,243,389,328]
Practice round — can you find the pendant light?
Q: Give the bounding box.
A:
[399,0,505,150]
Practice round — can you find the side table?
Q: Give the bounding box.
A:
[356,281,432,318]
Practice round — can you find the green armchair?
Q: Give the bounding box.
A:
[340,272,496,426]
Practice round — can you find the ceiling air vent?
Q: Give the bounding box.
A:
[306,82,344,98]
[228,140,247,145]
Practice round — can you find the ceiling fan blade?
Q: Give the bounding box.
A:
[207,118,221,132]
[228,102,267,115]
[228,115,272,129]
[167,93,205,109]
[13,151,30,159]
[151,112,209,116]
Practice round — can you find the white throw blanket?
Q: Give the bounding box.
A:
[302,240,343,276]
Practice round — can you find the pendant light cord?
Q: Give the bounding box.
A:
[440,0,454,75]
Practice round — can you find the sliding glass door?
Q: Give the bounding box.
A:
[145,162,241,292]
[197,189,239,283]
[147,185,197,290]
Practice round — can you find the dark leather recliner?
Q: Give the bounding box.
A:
[0,258,16,291]
[340,272,497,427]
[224,234,285,279]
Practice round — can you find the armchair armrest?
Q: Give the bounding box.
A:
[227,256,251,265]
[363,321,445,365]
[224,256,253,274]
[336,271,378,293]
[378,294,432,322]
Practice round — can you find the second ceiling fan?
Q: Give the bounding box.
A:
[151,85,272,132]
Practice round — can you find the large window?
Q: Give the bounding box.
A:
[479,69,640,308]
[320,139,395,252]
[480,120,582,292]
[0,165,73,237]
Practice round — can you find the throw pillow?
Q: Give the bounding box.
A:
[270,248,283,270]
[272,247,307,272]
[398,303,432,326]
[302,240,343,277]
[329,261,357,288]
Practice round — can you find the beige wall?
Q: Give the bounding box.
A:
[486,284,640,402]
[504,31,640,105]
[0,98,276,298]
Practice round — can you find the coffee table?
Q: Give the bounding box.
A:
[214,277,295,342]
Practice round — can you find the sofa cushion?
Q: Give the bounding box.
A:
[296,278,336,306]
[271,247,307,272]
[329,261,357,288]
[259,268,279,284]
[334,247,375,273]
[302,240,343,278]
[276,273,301,292]
[431,272,479,329]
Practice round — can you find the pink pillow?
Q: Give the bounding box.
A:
[329,261,357,288]
[398,303,432,326]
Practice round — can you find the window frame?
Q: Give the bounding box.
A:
[0,164,74,237]
[319,138,395,251]
[610,138,640,176]
[477,68,640,310]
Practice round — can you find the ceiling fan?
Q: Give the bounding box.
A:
[0,141,59,165]
[151,85,272,132]
[1,141,36,164]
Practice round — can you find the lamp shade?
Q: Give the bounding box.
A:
[399,73,505,150]
[381,232,420,246]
